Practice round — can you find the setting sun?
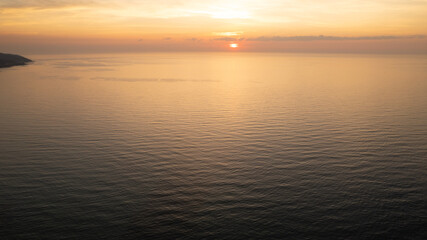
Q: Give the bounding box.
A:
[230,43,239,48]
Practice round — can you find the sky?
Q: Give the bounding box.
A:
[1,0,427,54]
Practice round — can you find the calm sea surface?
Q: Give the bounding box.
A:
[1,53,426,239]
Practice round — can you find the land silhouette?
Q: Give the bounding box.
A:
[0,53,32,68]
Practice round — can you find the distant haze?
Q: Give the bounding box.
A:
[1,0,427,54]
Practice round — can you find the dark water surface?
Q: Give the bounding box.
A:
[1,53,426,239]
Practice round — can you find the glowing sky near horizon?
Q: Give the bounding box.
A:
[1,0,427,53]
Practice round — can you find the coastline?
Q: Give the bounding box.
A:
[0,53,32,68]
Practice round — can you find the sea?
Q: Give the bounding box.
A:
[1,53,426,239]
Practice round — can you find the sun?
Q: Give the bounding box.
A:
[229,43,239,48]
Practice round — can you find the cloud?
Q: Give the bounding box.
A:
[0,0,99,9]
[187,38,202,41]
[91,77,217,82]
[247,35,426,41]
[163,37,172,40]
[213,37,245,41]
[213,37,237,41]
[213,32,244,36]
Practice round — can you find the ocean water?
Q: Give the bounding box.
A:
[0,53,426,239]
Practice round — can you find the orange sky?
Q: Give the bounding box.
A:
[1,0,427,53]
